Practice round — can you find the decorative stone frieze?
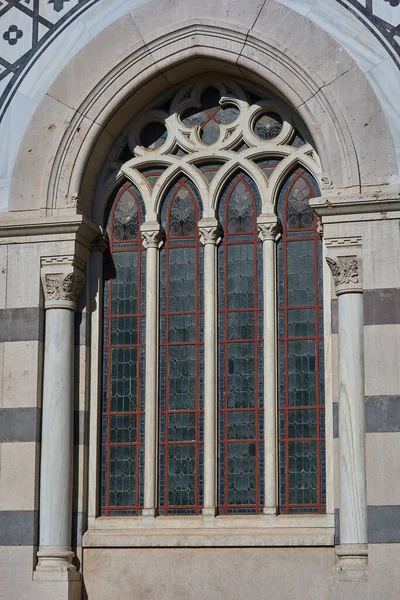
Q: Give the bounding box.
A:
[326,255,362,296]
[41,256,86,310]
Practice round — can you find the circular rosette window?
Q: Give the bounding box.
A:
[140,122,168,150]
[253,112,283,141]
[181,87,240,145]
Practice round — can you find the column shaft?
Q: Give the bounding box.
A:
[338,293,367,545]
[203,241,218,515]
[40,309,75,550]
[262,238,278,515]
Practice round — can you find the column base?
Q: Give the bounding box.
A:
[262,507,277,516]
[335,544,368,574]
[141,508,157,518]
[36,546,78,573]
[202,507,217,518]
[33,571,81,600]
[329,545,368,600]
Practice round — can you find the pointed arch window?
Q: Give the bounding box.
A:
[159,177,204,515]
[97,80,328,525]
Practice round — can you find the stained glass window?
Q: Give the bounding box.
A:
[277,168,325,514]
[218,172,264,514]
[159,177,204,514]
[101,182,146,515]
[181,87,239,145]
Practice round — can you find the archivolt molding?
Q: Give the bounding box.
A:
[9,19,398,216]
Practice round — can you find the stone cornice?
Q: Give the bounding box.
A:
[310,187,400,217]
[0,214,102,247]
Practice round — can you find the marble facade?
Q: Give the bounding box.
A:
[0,1,400,599]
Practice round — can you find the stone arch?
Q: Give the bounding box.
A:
[8,7,398,217]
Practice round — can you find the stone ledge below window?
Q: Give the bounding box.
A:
[84,515,334,548]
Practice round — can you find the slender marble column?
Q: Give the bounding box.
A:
[141,224,164,517]
[327,254,367,569]
[199,220,222,517]
[36,256,85,573]
[257,216,281,516]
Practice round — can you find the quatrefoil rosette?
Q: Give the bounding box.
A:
[127,81,296,157]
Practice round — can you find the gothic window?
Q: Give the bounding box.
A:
[99,80,326,519]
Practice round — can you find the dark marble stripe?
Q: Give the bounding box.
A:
[74,311,89,347]
[0,307,44,342]
[0,511,38,546]
[366,396,400,433]
[364,288,400,326]
[368,505,400,543]
[333,402,339,438]
[0,408,40,443]
[331,299,338,334]
[72,511,87,548]
[73,410,89,447]
[334,508,340,546]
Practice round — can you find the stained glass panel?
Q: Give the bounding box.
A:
[277,168,325,514]
[218,172,263,514]
[181,87,240,145]
[101,182,145,516]
[253,112,283,140]
[159,176,204,514]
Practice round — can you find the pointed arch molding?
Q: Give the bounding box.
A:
[9,18,398,215]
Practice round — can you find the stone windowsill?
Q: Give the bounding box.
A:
[83,514,334,548]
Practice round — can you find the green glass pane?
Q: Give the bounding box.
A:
[287,340,316,407]
[110,414,137,443]
[227,312,255,340]
[110,347,137,412]
[168,444,196,506]
[288,409,317,439]
[287,309,316,337]
[169,314,196,343]
[227,245,255,309]
[227,343,255,409]
[111,252,138,315]
[227,443,256,505]
[111,316,138,345]
[227,411,256,440]
[286,241,315,307]
[168,345,196,410]
[288,441,318,505]
[168,412,196,442]
[168,248,196,312]
[109,445,137,507]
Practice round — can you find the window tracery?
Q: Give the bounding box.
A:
[99,80,325,519]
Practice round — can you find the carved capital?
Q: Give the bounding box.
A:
[199,224,223,246]
[257,216,282,242]
[141,225,165,249]
[326,255,363,296]
[41,256,86,310]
